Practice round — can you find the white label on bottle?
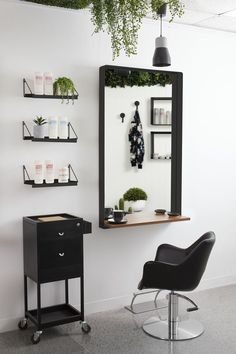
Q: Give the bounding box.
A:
[34,72,44,95]
[34,162,43,184]
[48,118,58,138]
[45,161,54,183]
[44,73,53,95]
[58,167,69,183]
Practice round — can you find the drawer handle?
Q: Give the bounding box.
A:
[58,232,64,236]
[77,223,80,227]
[59,253,65,257]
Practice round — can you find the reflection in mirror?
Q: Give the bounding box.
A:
[105,69,172,213]
[99,66,183,228]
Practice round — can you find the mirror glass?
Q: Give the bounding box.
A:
[104,68,172,214]
[99,65,183,228]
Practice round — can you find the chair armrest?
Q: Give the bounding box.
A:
[138,260,178,290]
[155,244,187,264]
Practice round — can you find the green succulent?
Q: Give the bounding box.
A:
[33,116,47,126]
[123,188,147,202]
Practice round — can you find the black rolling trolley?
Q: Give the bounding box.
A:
[18,213,92,344]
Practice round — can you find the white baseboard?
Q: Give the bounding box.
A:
[85,273,236,314]
[1,273,236,334]
[0,316,22,334]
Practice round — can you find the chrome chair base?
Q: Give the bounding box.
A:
[143,316,204,341]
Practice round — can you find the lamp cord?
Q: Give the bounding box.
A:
[160,14,163,37]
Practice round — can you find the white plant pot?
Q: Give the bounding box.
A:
[33,125,45,139]
[125,200,146,212]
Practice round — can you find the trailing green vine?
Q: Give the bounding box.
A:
[105,70,172,88]
[25,0,184,59]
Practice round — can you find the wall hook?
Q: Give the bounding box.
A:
[120,113,125,123]
[134,101,140,111]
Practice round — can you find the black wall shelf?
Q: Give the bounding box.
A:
[23,164,78,188]
[23,79,78,101]
[150,131,172,160]
[150,97,172,126]
[22,121,78,143]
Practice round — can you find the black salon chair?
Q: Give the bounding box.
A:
[138,231,216,341]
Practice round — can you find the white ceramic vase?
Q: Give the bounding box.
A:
[33,125,45,139]
[126,200,146,212]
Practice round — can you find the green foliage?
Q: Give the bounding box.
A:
[24,1,184,60]
[123,188,147,202]
[24,0,91,9]
[91,0,148,59]
[119,198,124,210]
[105,70,172,88]
[53,77,77,103]
[128,206,133,213]
[33,116,47,126]
[151,1,184,21]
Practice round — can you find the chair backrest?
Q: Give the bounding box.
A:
[180,231,216,291]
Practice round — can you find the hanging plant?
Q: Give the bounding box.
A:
[24,0,184,59]
[151,1,184,21]
[53,77,77,103]
[105,70,172,88]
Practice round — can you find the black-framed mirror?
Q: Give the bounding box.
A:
[99,65,183,229]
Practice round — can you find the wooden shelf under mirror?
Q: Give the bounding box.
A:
[103,212,190,229]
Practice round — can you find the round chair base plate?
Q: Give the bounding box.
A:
[143,316,204,341]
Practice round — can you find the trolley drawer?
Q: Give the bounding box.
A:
[39,239,82,270]
[38,219,82,242]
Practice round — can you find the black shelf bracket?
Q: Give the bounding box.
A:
[23,164,78,187]
[22,121,78,142]
[23,78,79,103]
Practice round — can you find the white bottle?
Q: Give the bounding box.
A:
[166,111,172,125]
[48,116,58,139]
[34,72,44,95]
[58,167,69,183]
[34,161,44,184]
[160,108,166,124]
[45,160,54,184]
[153,108,160,125]
[44,72,53,95]
[59,116,68,139]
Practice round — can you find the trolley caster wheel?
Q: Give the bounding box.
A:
[81,322,91,334]
[31,331,42,345]
[18,319,28,330]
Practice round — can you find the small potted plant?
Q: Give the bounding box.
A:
[33,116,47,139]
[53,77,77,103]
[123,187,148,212]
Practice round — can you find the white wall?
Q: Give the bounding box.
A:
[1,0,236,332]
[105,85,172,211]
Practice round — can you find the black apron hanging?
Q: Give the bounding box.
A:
[128,104,145,169]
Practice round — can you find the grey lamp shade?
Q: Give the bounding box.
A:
[153,36,171,67]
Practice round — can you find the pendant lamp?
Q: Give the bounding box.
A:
[153,3,171,67]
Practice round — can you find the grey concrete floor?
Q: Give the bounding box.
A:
[0,284,236,354]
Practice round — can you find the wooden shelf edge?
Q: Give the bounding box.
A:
[103,214,190,229]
